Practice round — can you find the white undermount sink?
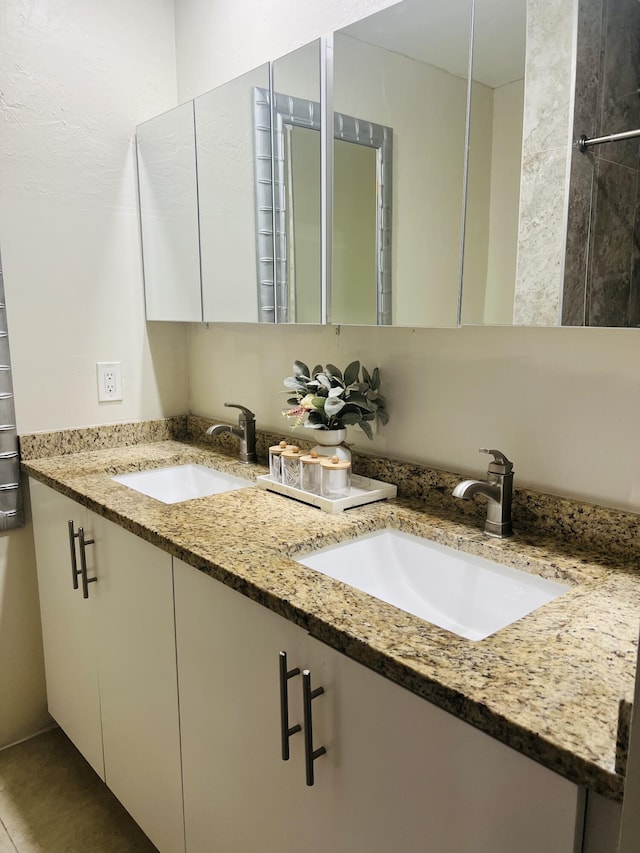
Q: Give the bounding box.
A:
[296,529,570,641]
[112,464,253,504]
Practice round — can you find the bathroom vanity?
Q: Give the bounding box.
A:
[22,420,638,852]
[29,482,184,851]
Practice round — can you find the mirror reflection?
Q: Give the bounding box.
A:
[563,0,640,327]
[462,0,640,328]
[332,115,393,325]
[270,40,323,323]
[333,137,384,325]
[332,0,472,327]
[460,0,525,326]
[136,102,202,322]
[196,63,270,323]
[258,39,392,324]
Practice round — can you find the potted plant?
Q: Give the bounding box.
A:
[282,360,388,455]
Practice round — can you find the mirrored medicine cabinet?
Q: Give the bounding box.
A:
[136,0,639,329]
[137,43,322,325]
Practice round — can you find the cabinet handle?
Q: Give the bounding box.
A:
[67,520,81,590]
[279,651,301,760]
[77,528,97,599]
[302,670,326,786]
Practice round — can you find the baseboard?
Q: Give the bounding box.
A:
[0,723,59,753]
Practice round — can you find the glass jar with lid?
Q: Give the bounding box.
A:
[320,455,352,499]
[281,446,304,488]
[268,439,289,481]
[300,450,322,494]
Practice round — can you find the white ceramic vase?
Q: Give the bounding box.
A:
[309,428,351,462]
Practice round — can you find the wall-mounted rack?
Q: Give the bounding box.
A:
[0,249,23,530]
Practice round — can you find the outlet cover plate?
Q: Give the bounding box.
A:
[97,362,122,402]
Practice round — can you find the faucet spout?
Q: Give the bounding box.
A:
[452,479,501,503]
[452,449,514,538]
[205,403,257,464]
[206,424,243,440]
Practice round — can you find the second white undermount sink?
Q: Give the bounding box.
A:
[296,529,570,641]
[112,464,253,504]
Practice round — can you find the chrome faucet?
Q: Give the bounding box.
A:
[452,448,514,538]
[206,403,257,464]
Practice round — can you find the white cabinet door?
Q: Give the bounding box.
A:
[30,481,185,853]
[91,511,184,853]
[305,634,581,853]
[174,558,312,853]
[176,558,581,853]
[29,479,104,778]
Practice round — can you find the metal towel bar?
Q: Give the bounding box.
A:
[578,128,640,152]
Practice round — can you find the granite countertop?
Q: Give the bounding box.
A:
[21,433,640,802]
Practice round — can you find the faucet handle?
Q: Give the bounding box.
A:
[480,448,513,474]
[224,403,255,422]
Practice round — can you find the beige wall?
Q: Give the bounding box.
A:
[485,79,524,324]
[288,127,323,324]
[1,0,188,434]
[0,0,188,747]
[333,140,378,325]
[463,78,524,325]
[462,80,493,323]
[189,323,640,511]
[175,0,399,100]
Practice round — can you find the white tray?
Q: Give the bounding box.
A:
[256,473,397,514]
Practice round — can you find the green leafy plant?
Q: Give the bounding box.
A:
[282,360,388,440]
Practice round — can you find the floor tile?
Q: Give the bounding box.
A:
[0,728,157,852]
[0,820,16,852]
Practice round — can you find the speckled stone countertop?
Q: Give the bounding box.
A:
[20,418,640,802]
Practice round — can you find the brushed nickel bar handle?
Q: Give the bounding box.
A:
[68,520,81,590]
[303,669,326,786]
[279,651,301,760]
[77,527,97,599]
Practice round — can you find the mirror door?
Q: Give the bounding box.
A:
[195,63,270,323]
[136,102,202,322]
[331,0,473,327]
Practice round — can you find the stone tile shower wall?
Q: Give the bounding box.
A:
[563,0,640,327]
[512,0,575,326]
[0,251,23,529]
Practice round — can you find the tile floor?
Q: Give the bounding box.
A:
[0,728,157,852]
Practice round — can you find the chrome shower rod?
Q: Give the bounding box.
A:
[578,128,640,152]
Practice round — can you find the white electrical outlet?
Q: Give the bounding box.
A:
[97,362,123,402]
